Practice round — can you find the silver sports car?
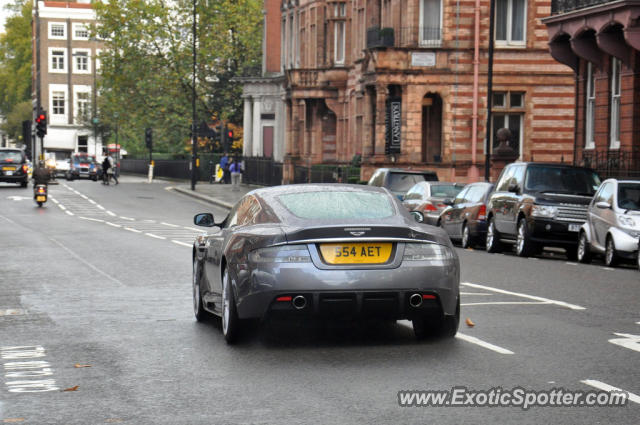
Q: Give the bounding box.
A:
[192,184,460,343]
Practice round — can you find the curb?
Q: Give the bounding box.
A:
[171,186,235,210]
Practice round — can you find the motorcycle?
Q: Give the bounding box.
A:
[34,184,48,207]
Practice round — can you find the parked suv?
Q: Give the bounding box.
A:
[485,162,601,258]
[0,148,29,187]
[368,168,438,200]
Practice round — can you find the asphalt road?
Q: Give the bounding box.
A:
[0,176,638,424]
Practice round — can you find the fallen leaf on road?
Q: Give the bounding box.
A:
[74,364,91,368]
[3,419,25,423]
[465,318,475,327]
[63,385,79,392]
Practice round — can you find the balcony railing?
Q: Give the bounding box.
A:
[366,26,395,49]
[397,27,442,48]
[287,69,318,87]
[580,148,640,179]
[551,0,614,15]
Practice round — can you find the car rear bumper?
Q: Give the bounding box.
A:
[234,262,459,320]
[0,173,28,183]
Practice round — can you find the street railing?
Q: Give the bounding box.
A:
[580,147,640,179]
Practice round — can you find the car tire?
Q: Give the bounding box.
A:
[413,297,460,340]
[637,251,640,271]
[20,180,28,188]
[193,258,213,322]
[461,223,473,249]
[577,232,591,264]
[221,267,240,344]
[515,218,536,257]
[37,202,43,207]
[605,236,619,268]
[485,217,502,253]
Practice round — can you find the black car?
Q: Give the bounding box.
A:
[439,182,494,248]
[0,148,29,187]
[368,168,439,200]
[485,162,601,258]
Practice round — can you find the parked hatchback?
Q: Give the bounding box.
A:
[439,182,494,248]
[486,162,601,258]
[402,182,465,226]
[0,148,29,187]
[368,168,438,200]
[577,179,640,268]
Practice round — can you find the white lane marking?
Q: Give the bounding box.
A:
[124,227,142,233]
[600,267,614,271]
[1,346,59,393]
[119,216,135,221]
[57,204,66,211]
[80,194,88,200]
[0,309,26,316]
[79,216,104,223]
[51,198,59,205]
[565,262,578,266]
[456,333,515,355]
[144,219,156,223]
[106,211,117,217]
[460,292,492,296]
[48,237,124,287]
[88,199,96,205]
[461,301,551,307]
[581,380,640,405]
[636,322,640,325]
[461,282,586,311]
[145,233,166,240]
[96,205,106,210]
[172,240,192,247]
[608,333,640,353]
[65,210,74,216]
[161,222,180,228]
[105,222,122,228]
[183,226,200,231]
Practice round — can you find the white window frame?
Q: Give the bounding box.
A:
[72,23,90,41]
[49,84,68,125]
[72,48,92,74]
[610,58,621,149]
[48,47,67,73]
[334,3,346,65]
[73,85,92,125]
[48,22,66,40]
[495,0,527,47]
[418,0,443,46]
[585,62,595,150]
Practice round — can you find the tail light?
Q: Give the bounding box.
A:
[477,205,487,221]
[37,187,46,194]
[423,202,437,212]
[22,164,28,173]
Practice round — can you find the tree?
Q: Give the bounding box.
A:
[0,99,31,143]
[93,0,262,156]
[0,1,32,120]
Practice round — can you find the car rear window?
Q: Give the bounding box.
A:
[278,191,395,220]
[618,183,640,211]
[389,173,435,193]
[524,166,601,196]
[0,151,23,162]
[430,184,464,198]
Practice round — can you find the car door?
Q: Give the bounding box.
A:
[492,165,514,234]
[444,186,470,237]
[502,165,526,236]
[591,182,615,250]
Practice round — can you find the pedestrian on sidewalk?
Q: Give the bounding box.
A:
[107,154,118,185]
[101,156,110,185]
[230,156,242,191]
[223,156,232,184]
[219,153,230,184]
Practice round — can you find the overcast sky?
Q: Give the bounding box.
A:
[0,0,16,35]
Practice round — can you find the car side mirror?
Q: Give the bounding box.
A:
[442,198,453,206]
[595,201,611,210]
[194,213,216,227]
[507,183,520,194]
[410,211,424,223]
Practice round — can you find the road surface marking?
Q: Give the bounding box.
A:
[105,222,122,228]
[145,233,166,240]
[96,205,106,210]
[461,282,586,310]
[124,227,142,233]
[636,322,640,325]
[460,292,492,296]
[456,333,515,355]
[144,219,156,223]
[608,333,640,353]
[80,194,88,200]
[79,216,104,223]
[565,262,578,266]
[461,301,551,307]
[57,204,66,211]
[51,198,59,204]
[172,240,192,247]
[49,237,125,286]
[119,216,135,221]
[0,309,26,316]
[600,267,614,271]
[106,211,116,217]
[65,210,74,216]
[161,222,180,228]
[183,226,200,231]
[581,380,640,404]
[88,199,96,205]
[1,346,59,393]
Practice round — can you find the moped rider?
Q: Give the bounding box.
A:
[32,160,51,187]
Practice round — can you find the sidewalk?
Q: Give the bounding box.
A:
[171,181,259,209]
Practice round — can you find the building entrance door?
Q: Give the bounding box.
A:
[421,93,442,163]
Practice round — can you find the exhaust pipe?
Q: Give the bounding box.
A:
[292,295,307,310]
[409,293,423,308]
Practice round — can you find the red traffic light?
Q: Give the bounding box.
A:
[227,130,233,139]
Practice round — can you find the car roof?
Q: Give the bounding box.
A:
[379,168,437,175]
[513,162,596,171]
[250,183,389,198]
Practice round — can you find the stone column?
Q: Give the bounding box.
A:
[252,99,261,157]
[242,96,253,157]
[374,84,388,162]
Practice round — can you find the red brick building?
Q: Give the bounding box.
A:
[544,0,640,178]
[278,0,576,183]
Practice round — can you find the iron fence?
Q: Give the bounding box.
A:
[580,148,640,179]
[242,157,283,186]
[551,0,611,15]
[293,164,362,184]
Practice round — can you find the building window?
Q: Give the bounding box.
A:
[73,49,91,73]
[72,23,89,40]
[281,18,286,71]
[610,58,621,149]
[52,91,66,116]
[77,136,88,153]
[491,91,525,156]
[76,91,90,123]
[496,0,526,46]
[420,0,442,46]
[585,62,595,149]
[334,3,346,65]
[288,15,294,68]
[49,48,67,73]
[49,22,66,39]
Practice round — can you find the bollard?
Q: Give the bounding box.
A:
[148,163,154,183]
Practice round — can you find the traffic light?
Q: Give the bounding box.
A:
[145,127,152,150]
[227,129,233,140]
[35,110,47,138]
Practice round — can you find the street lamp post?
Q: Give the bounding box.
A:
[484,0,496,182]
[191,0,198,191]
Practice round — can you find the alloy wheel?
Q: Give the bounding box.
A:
[486,221,495,250]
[577,234,587,262]
[222,271,230,335]
[516,221,525,255]
[461,225,470,248]
[192,259,200,316]
[605,238,615,267]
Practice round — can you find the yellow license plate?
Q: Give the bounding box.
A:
[2,166,16,171]
[36,196,46,202]
[319,243,393,264]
